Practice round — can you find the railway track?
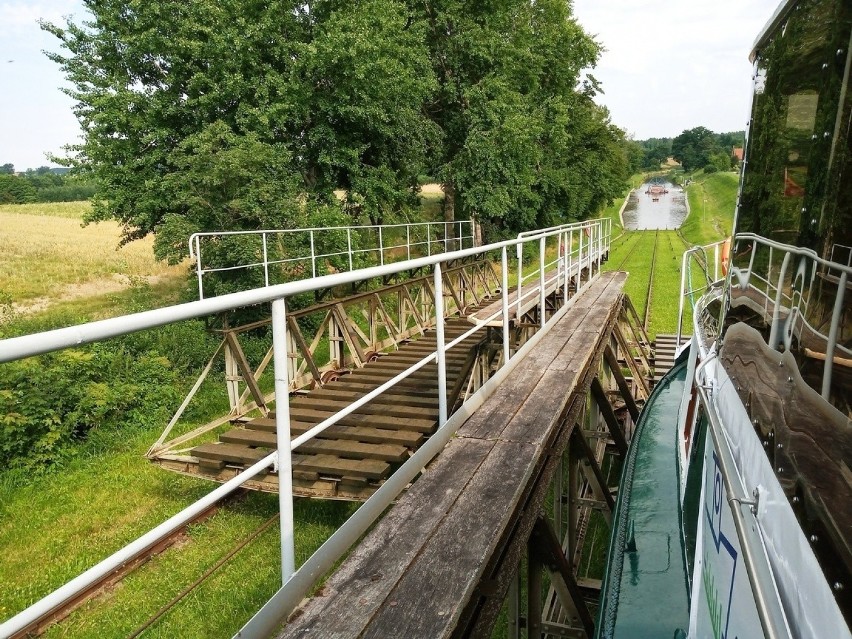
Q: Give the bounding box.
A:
[642,231,660,332]
[612,231,644,271]
[9,494,247,638]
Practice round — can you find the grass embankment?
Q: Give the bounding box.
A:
[0,433,355,637]
[680,170,737,245]
[0,202,356,636]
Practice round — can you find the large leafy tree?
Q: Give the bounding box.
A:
[45,0,629,256]
[43,0,437,262]
[412,0,628,237]
[671,126,723,172]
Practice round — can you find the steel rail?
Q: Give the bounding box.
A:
[0,222,598,364]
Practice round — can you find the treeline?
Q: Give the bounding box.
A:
[0,164,95,204]
[44,0,632,265]
[632,128,745,172]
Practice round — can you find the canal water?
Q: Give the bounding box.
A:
[621,181,688,230]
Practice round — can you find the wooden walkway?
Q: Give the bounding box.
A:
[468,250,604,326]
[277,271,628,638]
[183,320,484,500]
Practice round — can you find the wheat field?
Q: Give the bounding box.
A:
[0,201,186,306]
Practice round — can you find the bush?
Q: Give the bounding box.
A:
[0,344,182,468]
[703,164,719,174]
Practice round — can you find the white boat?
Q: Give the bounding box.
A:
[597,1,852,636]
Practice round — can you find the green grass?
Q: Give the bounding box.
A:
[0,423,355,637]
[604,230,692,340]
[601,170,738,340]
[681,170,737,246]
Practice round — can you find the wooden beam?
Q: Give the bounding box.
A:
[590,377,629,457]
[613,324,651,399]
[224,331,267,413]
[286,316,322,386]
[570,427,615,511]
[604,345,641,422]
[531,516,595,638]
[331,303,366,367]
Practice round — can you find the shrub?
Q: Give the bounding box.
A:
[703,164,719,174]
[0,343,182,468]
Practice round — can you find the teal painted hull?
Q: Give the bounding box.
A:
[596,360,690,638]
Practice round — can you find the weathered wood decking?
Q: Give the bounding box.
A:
[277,271,628,638]
[468,249,605,327]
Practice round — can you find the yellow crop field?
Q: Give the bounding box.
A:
[0,201,187,307]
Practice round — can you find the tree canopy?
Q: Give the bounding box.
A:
[44,0,631,259]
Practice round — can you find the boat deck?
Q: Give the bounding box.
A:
[598,362,690,638]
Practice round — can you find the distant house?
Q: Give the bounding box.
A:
[732,146,744,163]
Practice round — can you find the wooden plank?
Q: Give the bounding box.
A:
[244,418,424,447]
[361,439,538,638]
[290,397,438,421]
[192,442,268,465]
[294,454,389,480]
[297,439,407,463]
[301,387,438,409]
[457,275,617,441]
[219,428,408,462]
[278,438,495,636]
[288,407,437,433]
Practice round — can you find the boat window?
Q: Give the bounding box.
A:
[737,0,851,256]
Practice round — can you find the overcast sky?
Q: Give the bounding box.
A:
[572,0,778,139]
[1,0,779,171]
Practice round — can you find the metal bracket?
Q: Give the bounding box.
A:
[729,487,760,515]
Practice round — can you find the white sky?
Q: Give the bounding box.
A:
[0,0,779,170]
[572,0,778,140]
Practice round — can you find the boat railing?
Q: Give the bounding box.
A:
[188,220,475,300]
[676,239,727,350]
[680,232,851,401]
[693,353,792,639]
[0,219,609,639]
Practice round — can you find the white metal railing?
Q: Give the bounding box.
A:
[677,233,852,400]
[188,220,475,299]
[515,218,612,323]
[693,353,791,639]
[676,238,727,349]
[0,218,609,638]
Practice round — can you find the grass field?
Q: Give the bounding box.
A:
[681,170,738,245]
[0,201,187,313]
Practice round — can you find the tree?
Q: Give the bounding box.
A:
[671,126,722,172]
[45,0,629,260]
[43,0,437,263]
[0,174,37,204]
[411,0,628,237]
[0,164,14,175]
